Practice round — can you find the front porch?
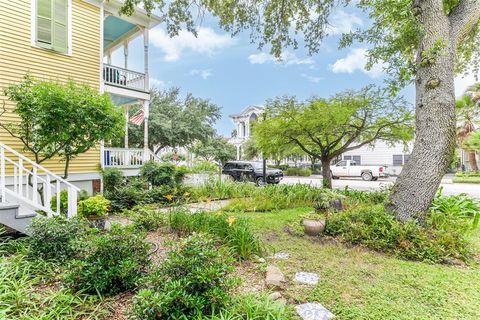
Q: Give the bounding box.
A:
[102,147,162,169]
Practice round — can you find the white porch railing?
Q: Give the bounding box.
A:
[103,64,147,92]
[0,143,79,218]
[103,148,161,168]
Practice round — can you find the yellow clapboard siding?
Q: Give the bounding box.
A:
[0,0,102,176]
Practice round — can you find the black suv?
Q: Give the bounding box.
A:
[222,161,283,185]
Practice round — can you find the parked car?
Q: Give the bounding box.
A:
[330,160,387,181]
[222,161,283,185]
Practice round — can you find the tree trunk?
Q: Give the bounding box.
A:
[389,1,457,222]
[321,158,332,189]
[468,151,478,171]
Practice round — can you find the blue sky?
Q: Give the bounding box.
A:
[113,6,478,137]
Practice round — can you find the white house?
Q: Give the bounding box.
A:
[228,105,414,175]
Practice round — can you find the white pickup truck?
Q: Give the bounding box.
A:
[330,160,387,181]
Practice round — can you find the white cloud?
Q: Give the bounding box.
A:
[150,77,166,89]
[301,73,322,83]
[150,27,235,62]
[326,10,364,35]
[248,51,314,66]
[455,71,480,97]
[189,69,212,80]
[330,48,384,78]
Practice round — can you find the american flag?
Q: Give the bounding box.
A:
[129,108,144,125]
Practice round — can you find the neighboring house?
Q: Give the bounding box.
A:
[0,0,160,230]
[341,141,413,176]
[228,105,264,160]
[228,105,412,174]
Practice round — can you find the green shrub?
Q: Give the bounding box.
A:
[102,168,125,193]
[126,206,167,232]
[66,226,150,295]
[223,184,342,212]
[169,210,263,260]
[455,171,480,177]
[105,185,147,212]
[131,234,234,320]
[140,161,184,187]
[430,189,480,228]
[50,190,89,216]
[78,195,110,218]
[28,217,87,262]
[325,205,473,263]
[191,160,219,173]
[340,186,389,205]
[285,167,312,176]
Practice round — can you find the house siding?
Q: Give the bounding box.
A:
[342,141,413,176]
[0,0,101,175]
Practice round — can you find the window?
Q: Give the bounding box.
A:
[393,154,410,166]
[337,161,347,167]
[344,155,361,165]
[35,0,69,53]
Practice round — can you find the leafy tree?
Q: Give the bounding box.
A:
[191,135,236,166]
[465,131,480,152]
[253,87,413,188]
[456,94,479,171]
[128,88,221,154]
[243,138,260,160]
[2,75,124,178]
[120,0,480,222]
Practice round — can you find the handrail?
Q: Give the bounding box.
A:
[103,148,163,168]
[103,64,146,92]
[0,142,79,218]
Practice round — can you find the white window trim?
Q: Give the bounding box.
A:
[30,0,73,55]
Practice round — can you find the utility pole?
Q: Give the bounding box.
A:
[262,112,267,186]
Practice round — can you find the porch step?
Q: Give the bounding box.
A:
[0,203,37,235]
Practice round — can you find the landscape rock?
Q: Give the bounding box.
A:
[295,272,320,285]
[265,265,286,288]
[295,303,335,320]
[269,291,282,300]
[273,252,290,259]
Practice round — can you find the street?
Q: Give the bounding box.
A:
[281,175,480,198]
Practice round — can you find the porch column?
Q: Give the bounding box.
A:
[143,27,149,90]
[124,40,129,69]
[124,105,129,148]
[143,100,150,162]
[236,145,241,160]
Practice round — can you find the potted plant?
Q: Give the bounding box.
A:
[302,213,326,236]
[78,195,111,228]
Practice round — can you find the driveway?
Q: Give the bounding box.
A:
[281,174,480,198]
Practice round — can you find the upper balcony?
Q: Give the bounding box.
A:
[101,1,161,102]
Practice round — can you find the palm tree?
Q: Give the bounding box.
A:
[456,94,480,171]
[467,83,480,102]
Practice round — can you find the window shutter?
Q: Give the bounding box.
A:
[36,0,53,47]
[52,0,68,53]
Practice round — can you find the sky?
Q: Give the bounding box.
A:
[112,5,479,137]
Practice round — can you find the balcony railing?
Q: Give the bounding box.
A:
[103,148,161,168]
[103,64,147,92]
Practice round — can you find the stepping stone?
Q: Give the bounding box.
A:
[295,303,335,320]
[295,272,320,285]
[266,265,286,288]
[273,252,289,259]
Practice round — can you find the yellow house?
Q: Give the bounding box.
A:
[0,0,161,230]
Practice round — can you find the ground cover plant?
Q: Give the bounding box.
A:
[453,172,480,184]
[131,234,235,319]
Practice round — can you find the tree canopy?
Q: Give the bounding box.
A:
[127,88,221,153]
[1,75,125,178]
[190,135,236,165]
[253,86,414,188]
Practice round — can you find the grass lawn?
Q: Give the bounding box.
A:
[231,208,480,320]
[453,176,480,184]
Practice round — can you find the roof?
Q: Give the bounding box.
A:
[229,105,264,119]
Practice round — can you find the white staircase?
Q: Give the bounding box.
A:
[0,143,79,234]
